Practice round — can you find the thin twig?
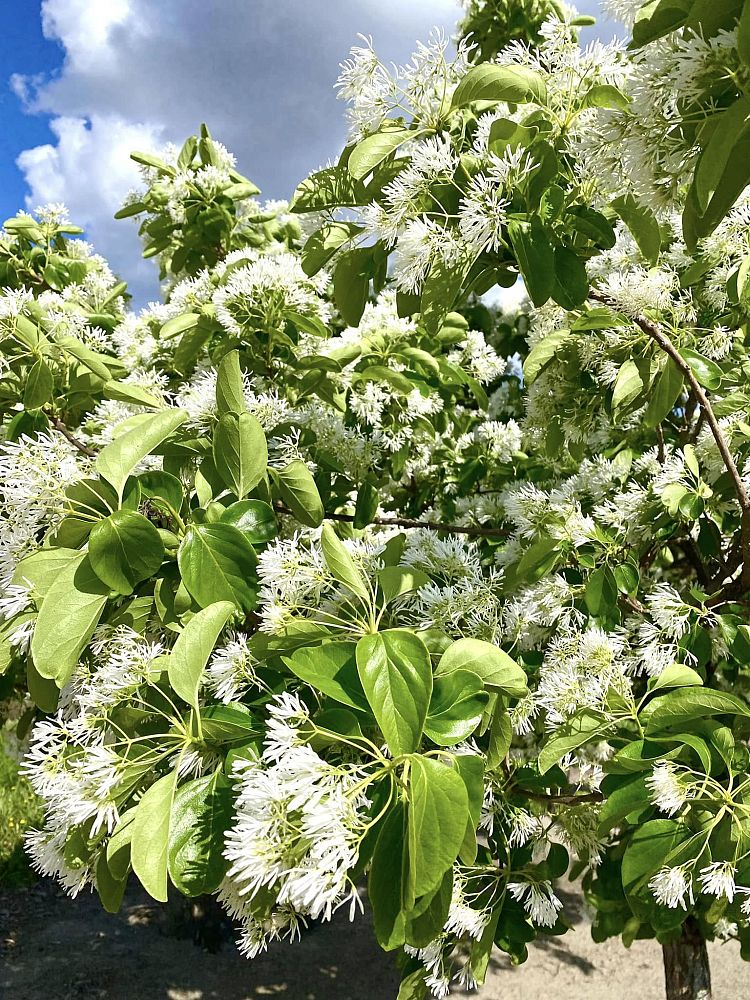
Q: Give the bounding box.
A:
[52,418,96,457]
[273,504,509,538]
[524,790,604,805]
[590,290,750,589]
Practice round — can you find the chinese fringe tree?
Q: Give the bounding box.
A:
[3,1,750,998]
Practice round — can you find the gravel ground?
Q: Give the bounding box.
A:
[1,881,748,1000]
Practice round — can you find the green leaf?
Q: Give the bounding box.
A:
[451,64,546,108]
[507,217,554,307]
[13,547,81,598]
[580,84,631,112]
[407,755,469,898]
[378,567,430,602]
[283,641,368,711]
[333,248,371,326]
[276,460,324,527]
[613,562,640,596]
[24,358,54,408]
[405,869,453,948]
[31,553,109,685]
[585,565,618,617]
[551,246,588,309]
[26,659,59,713]
[424,670,488,745]
[435,638,527,698]
[452,753,485,864]
[694,97,750,213]
[168,601,235,710]
[320,523,370,602]
[611,194,661,264]
[215,351,246,415]
[369,801,407,950]
[348,128,413,180]
[621,818,689,900]
[131,770,178,903]
[302,221,363,276]
[631,0,692,47]
[199,704,259,744]
[598,774,651,835]
[356,629,432,755]
[290,163,367,212]
[138,470,184,513]
[96,852,128,914]
[523,329,571,383]
[681,348,723,390]
[220,499,277,544]
[212,411,267,500]
[539,709,609,774]
[103,380,162,409]
[106,808,136,880]
[168,771,233,896]
[88,510,165,596]
[354,479,379,529]
[644,688,750,734]
[684,128,750,241]
[420,257,469,335]
[611,358,647,417]
[649,664,704,693]
[96,409,188,499]
[643,358,683,427]
[177,523,258,611]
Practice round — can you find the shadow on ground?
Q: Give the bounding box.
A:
[1,881,748,1000]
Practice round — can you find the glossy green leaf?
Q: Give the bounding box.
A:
[220,499,277,543]
[333,248,371,326]
[435,638,527,698]
[215,351,247,415]
[31,553,109,685]
[131,770,178,902]
[348,128,413,180]
[212,411,267,499]
[507,217,554,307]
[356,629,432,755]
[96,408,188,498]
[283,641,368,711]
[539,709,609,774]
[407,755,469,898]
[168,771,233,896]
[320,522,370,602]
[276,460,324,527]
[88,510,164,596]
[523,329,571,383]
[424,670,488,745]
[24,358,54,408]
[168,601,234,709]
[611,193,661,264]
[451,64,546,107]
[585,565,618,617]
[177,523,258,611]
[369,801,407,950]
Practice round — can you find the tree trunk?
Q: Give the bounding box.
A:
[662,917,712,1000]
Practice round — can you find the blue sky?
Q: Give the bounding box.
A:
[0,1,60,220]
[0,1,612,301]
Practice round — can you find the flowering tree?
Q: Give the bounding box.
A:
[2,2,750,999]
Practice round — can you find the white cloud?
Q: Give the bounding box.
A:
[17,113,165,297]
[14,0,465,300]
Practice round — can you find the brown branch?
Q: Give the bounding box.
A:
[52,418,96,457]
[590,290,750,590]
[272,503,509,538]
[524,790,604,805]
[656,423,665,464]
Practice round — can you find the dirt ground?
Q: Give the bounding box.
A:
[1,881,748,1000]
